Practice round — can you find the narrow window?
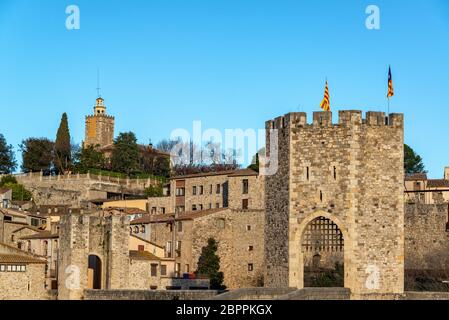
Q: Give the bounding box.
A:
[178,221,183,232]
[320,190,323,202]
[192,204,197,211]
[246,225,252,231]
[333,166,337,180]
[248,246,254,251]
[150,264,158,277]
[161,265,167,276]
[176,241,182,257]
[242,179,249,194]
[248,263,254,272]
[216,184,221,194]
[193,186,197,195]
[166,241,172,258]
[242,199,249,210]
[199,204,203,211]
[199,186,203,195]
[306,167,310,181]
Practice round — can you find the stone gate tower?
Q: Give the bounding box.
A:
[264,110,404,298]
[84,97,115,148]
[57,210,130,300]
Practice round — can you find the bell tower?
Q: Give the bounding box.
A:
[84,96,115,149]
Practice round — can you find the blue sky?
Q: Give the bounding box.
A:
[0,0,448,176]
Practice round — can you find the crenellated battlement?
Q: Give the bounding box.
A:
[265,110,403,130]
[85,114,115,120]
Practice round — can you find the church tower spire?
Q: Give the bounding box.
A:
[94,96,106,115]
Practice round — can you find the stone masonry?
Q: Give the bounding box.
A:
[57,210,130,300]
[264,111,405,298]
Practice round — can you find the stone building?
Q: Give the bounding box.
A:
[0,188,12,208]
[264,111,405,298]
[130,207,265,289]
[0,242,47,300]
[405,170,449,204]
[145,168,265,215]
[84,97,115,149]
[127,168,265,288]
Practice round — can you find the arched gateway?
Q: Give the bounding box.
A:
[289,212,352,290]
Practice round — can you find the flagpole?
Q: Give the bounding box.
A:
[387,97,390,125]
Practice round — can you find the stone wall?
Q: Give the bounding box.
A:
[7,173,157,206]
[129,259,160,289]
[147,196,173,214]
[228,175,265,211]
[146,208,265,289]
[172,174,230,212]
[0,263,47,300]
[192,209,265,289]
[84,289,219,300]
[57,211,130,300]
[405,203,449,270]
[265,111,405,295]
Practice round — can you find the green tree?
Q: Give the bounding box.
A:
[144,184,163,197]
[248,147,265,172]
[0,134,16,174]
[0,175,17,186]
[73,144,106,173]
[153,156,171,178]
[111,132,140,175]
[20,138,54,174]
[195,238,226,290]
[404,144,426,175]
[54,113,72,174]
[3,182,32,201]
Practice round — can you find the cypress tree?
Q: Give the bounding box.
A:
[55,113,71,173]
[195,238,226,290]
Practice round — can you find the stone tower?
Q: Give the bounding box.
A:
[84,97,115,148]
[57,210,130,300]
[264,110,404,298]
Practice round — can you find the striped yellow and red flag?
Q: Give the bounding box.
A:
[387,66,394,98]
[320,80,330,111]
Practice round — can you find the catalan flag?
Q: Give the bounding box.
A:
[387,66,394,98]
[320,80,330,111]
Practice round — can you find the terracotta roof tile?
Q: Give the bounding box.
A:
[0,188,11,194]
[227,168,259,177]
[0,254,46,264]
[427,179,449,188]
[12,226,43,234]
[171,170,237,180]
[19,231,58,240]
[130,234,164,249]
[405,173,428,181]
[129,250,160,261]
[130,208,227,224]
